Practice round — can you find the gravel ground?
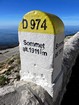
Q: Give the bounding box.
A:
[0,46,20,87]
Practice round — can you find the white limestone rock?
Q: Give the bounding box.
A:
[0,81,53,105]
[62,32,79,86]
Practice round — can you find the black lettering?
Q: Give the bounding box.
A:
[30,19,35,29]
[29,42,34,46]
[23,40,27,45]
[35,49,39,54]
[23,47,28,52]
[29,47,31,52]
[42,51,47,56]
[41,19,47,30]
[34,43,40,47]
[55,43,58,49]
[22,19,28,29]
[40,49,42,54]
[31,48,34,53]
[36,19,41,30]
[39,43,45,49]
[42,43,45,49]
[22,19,47,30]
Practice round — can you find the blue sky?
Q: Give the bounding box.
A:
[0,0,79,28]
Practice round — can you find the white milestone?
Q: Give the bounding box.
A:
[18,10,64,97]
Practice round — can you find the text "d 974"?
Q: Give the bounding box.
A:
[22,19,47,30]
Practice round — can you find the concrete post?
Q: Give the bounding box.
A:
[18,10,64,98]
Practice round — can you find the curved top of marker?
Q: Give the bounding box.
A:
[18,10,64,35]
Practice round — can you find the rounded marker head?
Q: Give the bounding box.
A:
[18,10,64,35]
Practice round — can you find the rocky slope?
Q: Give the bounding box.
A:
[0,54,20,87]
